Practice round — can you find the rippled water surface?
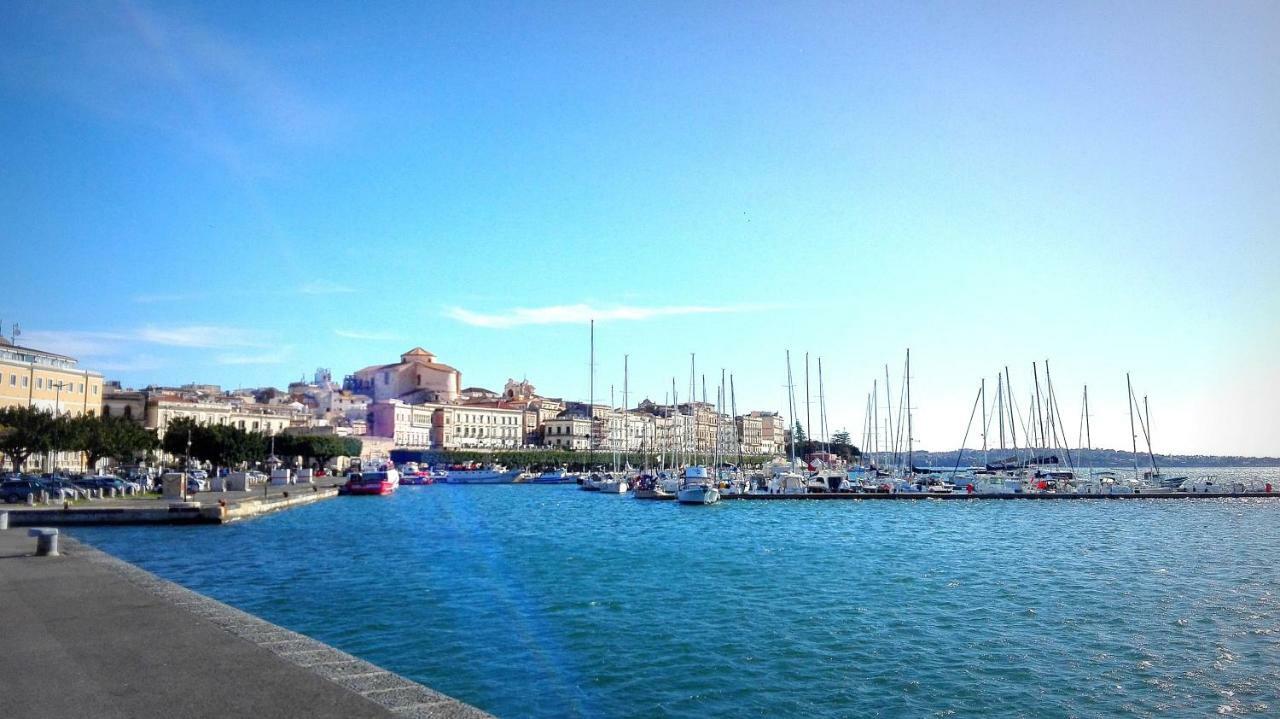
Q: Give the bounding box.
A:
[72,474,1280,718]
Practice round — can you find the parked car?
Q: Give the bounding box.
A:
[186,476,209,493]
[40,478,85,500]
[1,479,46,504]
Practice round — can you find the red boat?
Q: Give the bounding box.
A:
[339,469,401,496]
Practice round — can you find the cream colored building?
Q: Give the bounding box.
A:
[103,386,302,436]
[368,400,523,449]
[0,337,105,471]
[0,338,104,417]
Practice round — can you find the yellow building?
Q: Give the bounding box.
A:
[0,337,104,417]
[0,337,105,472]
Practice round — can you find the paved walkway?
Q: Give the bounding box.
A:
[0,529,489,719]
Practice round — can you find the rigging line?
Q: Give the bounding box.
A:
[951,383,984,483]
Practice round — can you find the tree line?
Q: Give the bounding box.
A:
[0,407,362,473]
[0,406,159,471]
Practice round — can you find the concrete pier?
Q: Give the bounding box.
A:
[3,482,344,526]
[0,530,490,719]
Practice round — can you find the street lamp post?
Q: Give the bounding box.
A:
[48,381,66,473]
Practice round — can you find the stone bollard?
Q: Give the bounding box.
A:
[0,511,8,531]
[28,528,59,557]
[26,493,36,506]
[42,490,51,506]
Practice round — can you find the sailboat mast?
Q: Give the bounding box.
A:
[1143,395,1159,475]
[588,319,595,469]
[1083,385,1092,480]
[786,351,797,467]
[623,354,629,471]
[1032,362,1046,449]
[1127,373,1140,476]
[980,378,988,464]
[872,379,879,467]
[996,372,1005,450]
[906,348,913,472]
[883,365,895,469]
[671,378,680,468]
[818,357,828,452]
[1044,360,1074,470]
[1004,366,1018,451]
[731,373,742,467]
[804,352,812,446]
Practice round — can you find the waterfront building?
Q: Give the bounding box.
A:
[541,415,591,450]
[751,411,784,456]
[103,385,305,436]
[0,337,104,417]
[368,399,524,450]
[344,347,461,404]
[0,337,105,471]
[735,414,764,455]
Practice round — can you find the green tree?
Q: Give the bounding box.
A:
[792,421,807,445]
[275,434,362,469]
[72,414,159,470]
[831,429,852,446]
[0,406,58,470]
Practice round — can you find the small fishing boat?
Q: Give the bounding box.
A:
[339,469,401,496]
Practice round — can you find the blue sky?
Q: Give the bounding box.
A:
[2,1,1277,455]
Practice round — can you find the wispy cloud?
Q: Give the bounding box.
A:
[333,329,403,341]
[133,285,355,304]
[137,325,263,348]
[1,2,344,177]
[444,303,765,329]
[215,348,291,365]
[19,325,268,371]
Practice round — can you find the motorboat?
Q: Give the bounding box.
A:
[441,464,522,484]
[532,469,573,484]
[632,473,675,500]
[597,475,629,494]
[339,469,400,496]
[677,465,719,505]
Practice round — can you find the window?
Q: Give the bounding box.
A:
[78,383,84,393]
[37,378,43,389]
[22,376,28,387]
[93,385,98,395]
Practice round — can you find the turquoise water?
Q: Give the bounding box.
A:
[72,480,1280,718]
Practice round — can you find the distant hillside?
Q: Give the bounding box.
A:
[891,448,1280,469]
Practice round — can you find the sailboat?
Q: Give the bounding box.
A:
[676,355,719,505]
[597,354,631,494]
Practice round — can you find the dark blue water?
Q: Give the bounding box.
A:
[72,485,1280,718]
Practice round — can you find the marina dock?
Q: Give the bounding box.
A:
[0,529,490,719]
[2,482,344,526]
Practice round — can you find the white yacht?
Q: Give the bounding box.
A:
[442,465,522,484]
[677,465,720,505]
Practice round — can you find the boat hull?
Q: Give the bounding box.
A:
[443,470,522,484]
[677,486,720,505]
[633,489,675,500]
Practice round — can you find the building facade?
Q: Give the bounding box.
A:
[0,338,104,417]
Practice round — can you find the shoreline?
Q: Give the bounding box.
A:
[1,530,491,718]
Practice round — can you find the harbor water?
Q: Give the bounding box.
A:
[72,469,1280,718]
